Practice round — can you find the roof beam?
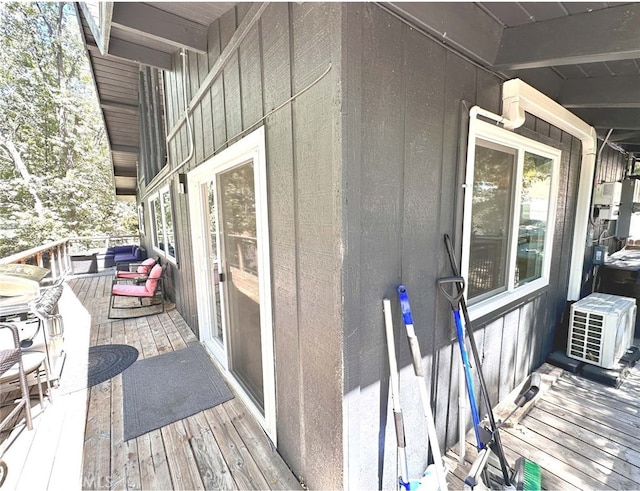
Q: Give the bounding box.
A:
[494,4,640,69]
[572,108,640,130]
[113,167,137,178]
[101,99,139,114]
[88,39,172,70]
[606,130,640,144]
[108,38,172,70]
[111,144,139,154]
[111,3,208,54]
[384,2,502,67]
[560,76,640,108]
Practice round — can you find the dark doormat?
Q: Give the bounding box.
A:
[122,343,234,441]
[88,344,139,387]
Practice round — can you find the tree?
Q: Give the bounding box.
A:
[0,2,137,257]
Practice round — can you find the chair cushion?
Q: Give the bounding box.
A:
[112,284,156,298]
[145,265,163,294]
[137,258,156,274]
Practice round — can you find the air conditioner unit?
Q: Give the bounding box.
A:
[567,293,636,369]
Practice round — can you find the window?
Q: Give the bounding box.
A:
[462,118,561,320]
[137,203,145,235]
[149,185,177,263]
[139,67,167,184]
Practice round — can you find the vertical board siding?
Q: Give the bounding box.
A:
[149,3,633,490]
[357,5,406,484]
[341,4,588,489]
[239,26,263,130]
[159,3,343,489]
[290,4,343,488]
[260,2,302,476]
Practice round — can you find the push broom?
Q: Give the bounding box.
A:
[442,234,542,490]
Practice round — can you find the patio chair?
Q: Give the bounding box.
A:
[0,323,47,432]
[114,257,157,281]
[108,264,164,319]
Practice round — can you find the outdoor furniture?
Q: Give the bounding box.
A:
[115,257,157,280]
[108,264,164,319]
[107,245,147,271]
[0,323,45,432]
[70,253,97,274]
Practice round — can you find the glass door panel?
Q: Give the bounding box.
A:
[205,181,223,343]
[218,161,264,411]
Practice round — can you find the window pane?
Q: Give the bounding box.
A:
[152,198,163,250]
[162,190,175,258]
[516,152,553,286]
[469,142,515,300]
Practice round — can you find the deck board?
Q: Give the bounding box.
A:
[78,272,301,490]
[446,363,640,490]
[0,272,299,490]
[6,271,640,490]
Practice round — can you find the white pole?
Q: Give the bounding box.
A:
[383,299,409,489]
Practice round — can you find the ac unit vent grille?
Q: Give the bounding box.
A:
[569,311,604,364]
[567,293,637,369]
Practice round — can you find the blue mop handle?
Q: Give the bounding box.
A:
[454,308,484,450]
[397,285,413,325]
[397,286,423,377]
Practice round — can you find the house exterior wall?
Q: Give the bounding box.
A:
[133,3,631,490]
[339,4,598,489]
[149,3,345,489]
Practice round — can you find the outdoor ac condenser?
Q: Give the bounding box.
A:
[567,293,636,369]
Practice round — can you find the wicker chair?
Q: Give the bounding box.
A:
[0,324,35,431]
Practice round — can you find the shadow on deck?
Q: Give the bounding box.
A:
[0,272,300,490]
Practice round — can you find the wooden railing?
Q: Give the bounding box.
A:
[0,235,140,280]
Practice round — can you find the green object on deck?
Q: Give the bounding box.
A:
[514,457,542,491]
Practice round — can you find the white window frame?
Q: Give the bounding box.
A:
[148,184,177,264]
[461,118,561,321]
[137,203,145,235]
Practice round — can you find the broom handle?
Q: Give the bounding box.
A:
[398,286,449,491]
[443,234,512,487]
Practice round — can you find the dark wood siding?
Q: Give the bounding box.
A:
[158,3,343,489]
[339,3,609,488]
[141,3,632,490]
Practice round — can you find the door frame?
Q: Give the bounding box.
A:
[187,126,276,443]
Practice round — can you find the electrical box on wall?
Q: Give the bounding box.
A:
[598,206,620,220]
[594,182,622,207]
[616,179,640,237]
[593,245,607,265]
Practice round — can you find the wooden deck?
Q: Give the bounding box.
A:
[3,271,640,490]
[0,272,300,490]
[444,362,640,490]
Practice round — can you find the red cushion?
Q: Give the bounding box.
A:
[144,265,163,294]
[137,258,156,274]
[112,284,155,298]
